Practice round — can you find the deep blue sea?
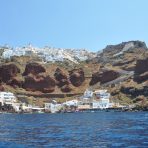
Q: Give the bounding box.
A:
[0,112,147,148]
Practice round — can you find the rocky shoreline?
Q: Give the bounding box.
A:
[0,105,147,114]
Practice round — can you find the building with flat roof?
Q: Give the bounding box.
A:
[79,89,113,109]
[0,92,16,106]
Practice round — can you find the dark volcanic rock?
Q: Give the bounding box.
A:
[89,69,120,85]
[134,58,148,75]
[0,63,20,83]
[61,85,72,92]
[134,58,148,83]
[54,68,69,87]
[134,72,148,83]
[69,68,85,87]
[23,63,46,76]
[23,74,56,93]
[121,85,148,97]
[7,78,23,88]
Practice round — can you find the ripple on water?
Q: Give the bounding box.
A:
[0,112,147,147]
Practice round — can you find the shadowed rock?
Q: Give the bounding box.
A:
[61,85,72,92]
[54,68,70,87]
[7,78,23,88]
[134,58,148,83]
[23,74,56,93]
[0,63,20,83]
[134,58,148,75]
[89,69,120,85]
[23,62,46,76]
[69,68,85,87]
[121,85,148,97]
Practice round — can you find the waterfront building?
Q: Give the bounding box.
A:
[79,89,113,109]
[77,104,91,110]
[0,92,22,112]
[32,106,44,113]
[83,89,93,98]
[63,100,78,107]
[93,90,111,109]
[44,100,62,113]
[0,92,17,106]
[21,103,33,112]
[12,103,21,112]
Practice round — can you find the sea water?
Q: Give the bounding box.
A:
[0,112,147,148]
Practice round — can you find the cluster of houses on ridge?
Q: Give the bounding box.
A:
[0,89,123,113]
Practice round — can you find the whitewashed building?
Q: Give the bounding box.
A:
[44,100,62,113]
[12,103,21,112]
[0,92,22,112]
[0,92,17,106]
[79,89,113,109]
[93,90,111,109]
[63,100,78,107]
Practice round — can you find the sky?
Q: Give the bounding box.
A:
[0,0,148,51]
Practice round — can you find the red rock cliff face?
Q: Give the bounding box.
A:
[54,68,70,87]
[69,68,85,87]
[89,69,120,85]
[61,85,72,92]
[54,68,71,92]
[23,74,56,93]
[23,63,46,76]
[23,63,56,93]
[0,64,20,83]
[7,78,23,88]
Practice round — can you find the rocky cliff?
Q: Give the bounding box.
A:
[69,68,85,87]
[91,40,147,64]
[0,62,86,93]
[89,69,120,85]
[23,62,46,76]
[0,63,20,83]
[23,74,56,93]
[134,57,148,83]
[0,40,147,106]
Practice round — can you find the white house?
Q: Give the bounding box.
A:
[44,100,62,113]
[93,90,111,109]
[79,89,113,109]
[21,103,33,112]
[12,103,21,112]
[63,100,78,107]
[79,89,93,105]
[0,92,22,112]
[0,92,17,106]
